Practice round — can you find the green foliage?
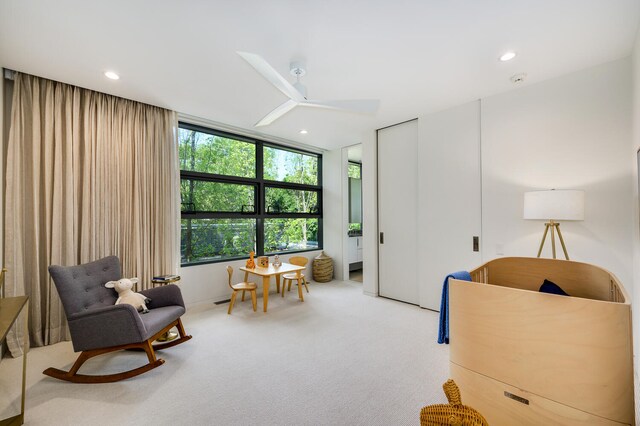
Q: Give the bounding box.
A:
[264,188,317,214]
[264,218,318,254]
[264,147,318,185]
[179,129,255,177]
[181,219,255,262]
[348,163,361,179]
[181,180,254,213]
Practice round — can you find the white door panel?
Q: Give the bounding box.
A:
[377,120,419,304]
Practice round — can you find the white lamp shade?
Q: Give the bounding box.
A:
[523,190,584,221]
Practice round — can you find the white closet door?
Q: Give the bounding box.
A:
[377,119,419,304]
[418,101,482,310]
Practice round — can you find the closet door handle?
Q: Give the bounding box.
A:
[379,232,384,244]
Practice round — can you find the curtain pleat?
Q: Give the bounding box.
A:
[4,73,179,356]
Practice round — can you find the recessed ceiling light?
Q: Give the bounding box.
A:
[299,129,308,134]
[104,71,120,80]
[500,52,517,62]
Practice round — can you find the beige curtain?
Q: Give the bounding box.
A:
[4,73,179,356]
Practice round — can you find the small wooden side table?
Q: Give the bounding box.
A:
[151,275,180,342]
[0,296,29,426]
[151,275,180,287]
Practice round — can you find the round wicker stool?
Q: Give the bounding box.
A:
[312,251,333,282]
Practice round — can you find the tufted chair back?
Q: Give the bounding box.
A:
[49,256,121,317]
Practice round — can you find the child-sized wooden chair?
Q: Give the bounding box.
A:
[281,256,309,300]
[226,266,258,314]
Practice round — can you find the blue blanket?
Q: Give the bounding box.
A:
[437,271,472,344]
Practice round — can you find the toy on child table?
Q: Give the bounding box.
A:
[273,255,281,267]
[246,251,256,269]
[257,256,269,268]
[105,278,151,313]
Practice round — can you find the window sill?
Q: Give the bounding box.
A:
[180,247,323,268]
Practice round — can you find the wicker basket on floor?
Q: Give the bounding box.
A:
[420,379,488,426]
[312,251,333,282]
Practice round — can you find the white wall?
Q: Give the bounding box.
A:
[481,58,633,288]
[365,60,633,310]
[361,130,378,296]
[322,147,346,282]
[419,101,482,310]
[631,24,640,421]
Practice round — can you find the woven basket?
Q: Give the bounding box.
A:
[312,251,333,282]
[420,379,488,426]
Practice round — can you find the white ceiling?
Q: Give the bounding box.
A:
[1,1,638,151]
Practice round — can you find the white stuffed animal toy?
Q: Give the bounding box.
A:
[105,278,151,314]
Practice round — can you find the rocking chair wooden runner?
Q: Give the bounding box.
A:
[46,256,192,383]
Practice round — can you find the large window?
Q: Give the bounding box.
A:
[179,123,322,265]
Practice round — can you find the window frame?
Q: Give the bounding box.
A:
[179,122,323,266]
[180,178,258,214]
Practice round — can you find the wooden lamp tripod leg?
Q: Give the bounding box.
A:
[550,220,557,259]
[536,221,570,260]
[537,223,551,258]
[555,223,570,260]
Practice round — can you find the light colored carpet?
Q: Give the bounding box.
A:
[0,280,449,425]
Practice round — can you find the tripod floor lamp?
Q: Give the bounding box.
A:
[523,189,584,260]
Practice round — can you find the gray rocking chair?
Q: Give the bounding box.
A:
[45,256,192,383]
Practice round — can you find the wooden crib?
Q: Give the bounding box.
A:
[448,257,634,425]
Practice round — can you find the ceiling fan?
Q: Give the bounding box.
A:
[237,51,380,127]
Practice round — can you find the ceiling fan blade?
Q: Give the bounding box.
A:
[255,99,299,127]
[237,51,305,102]
[301,99,380,114]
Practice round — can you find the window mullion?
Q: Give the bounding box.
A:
[256,141,265,256]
